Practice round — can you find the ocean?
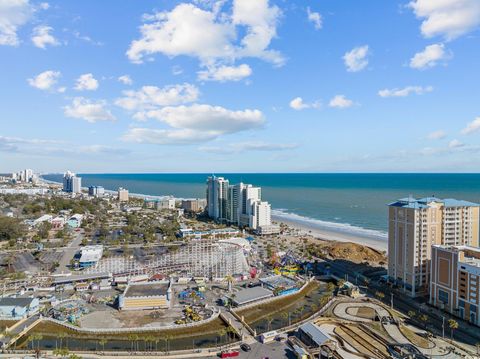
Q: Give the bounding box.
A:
[42,173,480,241]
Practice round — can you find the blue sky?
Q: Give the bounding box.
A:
[1,0,480,173]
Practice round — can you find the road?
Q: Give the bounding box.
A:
[55,229,84,274]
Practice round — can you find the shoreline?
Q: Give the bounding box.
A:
[40,176,388,252]
[273,215,387,252]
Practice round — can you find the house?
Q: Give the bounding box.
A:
[0,297,40,319]
[67,214,83,228]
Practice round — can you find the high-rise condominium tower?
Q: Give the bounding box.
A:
[388,197,479,297]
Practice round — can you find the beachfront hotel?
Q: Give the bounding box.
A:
[430,245,480,326]
[388,197,479,297]
[206,176,276,232]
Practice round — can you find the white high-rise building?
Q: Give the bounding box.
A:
[206,176,272,230]
[249,200,272,230]
[13,169,35,183]
[63,171,82,193]
[207,176,230,222]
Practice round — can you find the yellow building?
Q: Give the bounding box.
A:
[388,197,479,297]
[430,245,480,326]
[119,281,172,310]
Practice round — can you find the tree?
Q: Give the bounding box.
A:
[280,311,290,326]
[407,310,416,319]
[419,314,428,328]
[448,319,458,339]
[0,216,27,241]
[375,291,385,300]
[99,338,107,352]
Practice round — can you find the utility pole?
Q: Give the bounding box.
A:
[390,292,393,309]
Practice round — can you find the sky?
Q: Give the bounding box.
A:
[1,0,480,173]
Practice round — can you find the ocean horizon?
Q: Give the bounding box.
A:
[42,173,480,241]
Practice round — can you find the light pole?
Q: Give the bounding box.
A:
[442,316,445,339]
[390,293,393,309]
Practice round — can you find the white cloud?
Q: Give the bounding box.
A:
[378,85,433,97]
[27,70,60,90]
[289,97,320,110]
[31,25,59,48]
[410,43,449,69]
[64,97,116,123]
[343,45,369,72]
[118,75,133,85]
[198,63,252,82]
[0,0,33,46]
[126,1,283,67]
[200,141,298,154]
[307,7,322,30]
[448,139,464,148]
[461,117,480,135]
[427,130,447,140]
[329,95,354,108]
[123,104,264,145]
[74,73,99,91]
[115,83,199,116]
[408,0,480,40]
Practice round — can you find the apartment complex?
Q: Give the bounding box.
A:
[88,185,105,197]
[430,245,480,326]
[117,187,129,202]
[388,197,479,297]
[181,198,207,212]
[63,171,81,193]
[206,176,275,231]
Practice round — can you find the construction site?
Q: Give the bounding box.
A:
[84,240,250,280]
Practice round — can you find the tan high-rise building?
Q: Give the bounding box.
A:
[430,245,480,326]
[388,197,479,297]
[118,187,129,202]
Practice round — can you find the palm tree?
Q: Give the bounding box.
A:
[127,334,135,352]
[419,314,428,329]
[99,338,107,352]
[266,315,274,331]
[280,311,290,326]
[448,319,458,340]
[58,332,67,349]
[224,275,234,293]
[217,329,227,346]
[28,335,35,350]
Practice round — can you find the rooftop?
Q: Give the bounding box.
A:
[299,322,330,346]
[0,297,36,307]
[389,196,479,209]
[260,275,297,289]
[124,282,170,298]
[230,286,273,305]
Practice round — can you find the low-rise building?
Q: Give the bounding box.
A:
[255,224,281,236]
[228,286,273,306]
[430,245,480,326]
[178,227,240,239]
[79,245,103,268]
[33,214,53,226]
[119,281,172,310]
[0,297,40,319]
[51,216,65,229]
[67,214,83,228]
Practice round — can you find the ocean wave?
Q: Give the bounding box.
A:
[271,208,388,240]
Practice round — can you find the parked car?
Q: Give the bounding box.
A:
[240,343,251,352]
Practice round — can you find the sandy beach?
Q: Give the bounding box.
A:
[272,215,388,253]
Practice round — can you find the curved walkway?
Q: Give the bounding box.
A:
[332,300,467,358]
